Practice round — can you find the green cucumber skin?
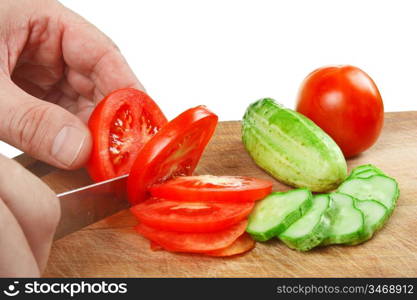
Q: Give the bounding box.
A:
[353,169,383,179]
[322,193,365,246]
[347,199,389,245]
[242,98,347,192]
[279,195,332,251]
[346,166,399,236]
[246,189,313,242]
[348,164,385,179]
[338,174,400,215]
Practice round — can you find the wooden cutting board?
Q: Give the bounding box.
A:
[16,112,417,277]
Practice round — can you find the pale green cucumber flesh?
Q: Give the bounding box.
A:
[279,194,331,251]
[246,189,313,242]
[338,175,399,213]
[349,199,388,245]
[242,98,347,192]
[353,169,383,179]
[349,164,382,176]
[348,164,385,179]
[322,193,364,245]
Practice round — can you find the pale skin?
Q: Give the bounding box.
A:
[0,0,144,277]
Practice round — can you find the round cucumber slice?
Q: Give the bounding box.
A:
[349,164,383,177]
[348,164,385,179]
[322,193,364,245]
[353,169,384,179]
[279,194,331,251]
[350,199,388,245]
[246,189,313,242]
[338,175,399,213]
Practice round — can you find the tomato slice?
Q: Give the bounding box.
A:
[150,241,163,251]
[205,233,255,257]
[149,233,255,256]
[130,197,254,232]
[135,220,247,253]
[87,88,167,182]
[127,106,218,204]
[150,175,272,202]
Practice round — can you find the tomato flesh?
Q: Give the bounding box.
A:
[205,233,255,257]
[87,88,167,181]
[108,105,134,171]
[127,106,218,204]
[296,65,384,158]
[150,233,255,256]
[150,175,272,202]
[130,197,254,232]
[135,220,247,253]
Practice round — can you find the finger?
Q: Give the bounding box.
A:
[65,68,96,101]
[60,9,145,103]
[0,198,39,277]
[76,95,95,123]
[0,78,92,169]
[56,94,95,123]
[56,94,78,114]
[0,154,60,274]
[57,76,79,100]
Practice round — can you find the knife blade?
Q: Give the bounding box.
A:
[54,174,130,240]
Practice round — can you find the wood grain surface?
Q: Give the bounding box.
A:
[18,112,417,277]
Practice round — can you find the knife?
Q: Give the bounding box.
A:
[54,174,130,240]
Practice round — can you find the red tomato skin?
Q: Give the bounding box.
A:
[130,197,254,232]
[149,175,272,202]
[295,65,384,158]
[135,220,247,253]
[87,88,167,182]
[127,106,218,205]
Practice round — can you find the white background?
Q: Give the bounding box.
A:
[1,0,417,158]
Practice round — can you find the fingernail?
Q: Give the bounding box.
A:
[52,126,86,167]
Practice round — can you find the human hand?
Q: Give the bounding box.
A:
[0,0,143,277]
[0,154,60,277]
[0,0,144,169]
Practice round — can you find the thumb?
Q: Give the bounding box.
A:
[0,81,92,169]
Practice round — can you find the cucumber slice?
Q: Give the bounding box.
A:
[353,169,383,179]
[350,200,388,245]
[338,175,399,213]
[349,164,382,176]
[322,193,364,245]
[246,189,313,241]
[279,194,332,251]
[348,164,385,179]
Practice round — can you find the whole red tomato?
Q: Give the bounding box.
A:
[295,65,384,158]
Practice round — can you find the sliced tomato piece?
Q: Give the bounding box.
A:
[150,175,272,202]
[150,241,163,251]
[127,106,218,204]
[205,233,255,257]
[130,197,254,232]
[149,233,255,256]
[135,220,247,253]
[87,88,167,182]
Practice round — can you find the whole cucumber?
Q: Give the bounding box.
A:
[242,98,347,192]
